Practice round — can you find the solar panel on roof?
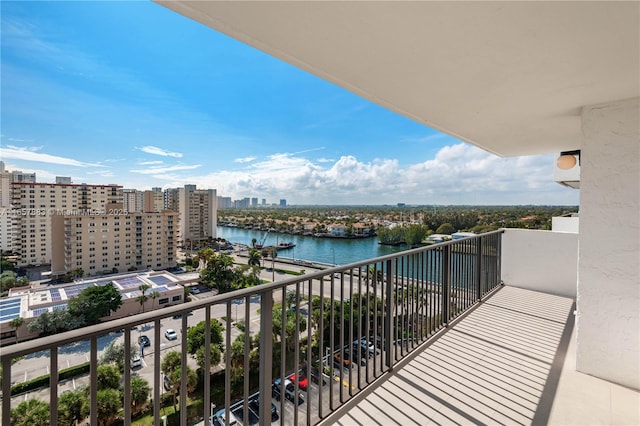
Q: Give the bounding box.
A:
[50,288,62,301]
[116,276,143,289]
[147,275,172,286]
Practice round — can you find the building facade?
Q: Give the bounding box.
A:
[178,185,217,245]
[8,182,123,266]
[50,208,178,276]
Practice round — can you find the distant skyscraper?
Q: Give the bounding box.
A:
[280,199,287,207]
[262,198,266,206]
[55,176,72,184]
[177,185,217,245]
[251,197,258,208]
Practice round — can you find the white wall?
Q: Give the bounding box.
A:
[577,97,639,390]
[551,216,579,233]
[502,228,578,298]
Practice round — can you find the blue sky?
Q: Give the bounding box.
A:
[1,1,579,206]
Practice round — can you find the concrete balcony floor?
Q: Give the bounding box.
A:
[333,286,640,426]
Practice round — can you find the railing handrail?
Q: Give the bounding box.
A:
[0,229,504,361]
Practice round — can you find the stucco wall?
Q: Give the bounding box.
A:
[502,228,578,298]
[577,97,640,389]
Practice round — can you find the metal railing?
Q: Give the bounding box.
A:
[1,230,503,426]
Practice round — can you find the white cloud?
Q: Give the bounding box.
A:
[177,143,577,205]
[0,145,103,167]
[234,157,256,163]
[130,164,202,175]
[136,146,183,158]
[138,160,164,165]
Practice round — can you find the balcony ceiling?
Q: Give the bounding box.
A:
[156,1,639,157]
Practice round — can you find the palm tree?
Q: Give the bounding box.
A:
[58,389,89,426]
[136,284,151,313]
[251,237,257,248]
[247,248,261,267]
[96,388,120,426]
[10,399,50,426]
[8,316,24,342]
[129,376,151,415]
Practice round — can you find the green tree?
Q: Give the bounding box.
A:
[186,320,224,354]
[58,388,89,426]
[436,222,456,235]
[194,344,222,371]
[272,306,307,353]
[96,388,121,426]
[136,283,151,313]
[247,248,261,267]
[129,376,151,415]
[161,351,196,410]
[67,282,122,325]
[10,399,50,426]
[100,341,137,370]
[27,308,82,335]
[404,224,428,246]
[96,364,121,390]
[199,252,235,292]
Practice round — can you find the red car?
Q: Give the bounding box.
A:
[288,371,309,391]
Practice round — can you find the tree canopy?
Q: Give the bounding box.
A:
[67,282,122,325]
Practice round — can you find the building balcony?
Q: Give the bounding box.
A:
[1,230,638,426]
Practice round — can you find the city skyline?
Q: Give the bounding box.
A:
[1,1,579,206]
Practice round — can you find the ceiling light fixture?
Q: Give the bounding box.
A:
[557,150,580,170]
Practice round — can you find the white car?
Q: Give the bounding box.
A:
[164,329,178,340]
[131,355,142,369]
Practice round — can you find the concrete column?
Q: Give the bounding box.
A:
[577,97,639,389]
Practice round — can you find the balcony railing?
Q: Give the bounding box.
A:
[1,230,502,426]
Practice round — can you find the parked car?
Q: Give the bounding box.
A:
[272,378,304,405]
[131,355,142,369]
[288,370,309,391]
[334,353,352,368]
[213,408,240,426]
[248,397,278,421]
[164,329,178,340]
[138,335,151,347]
[354,338,378,355]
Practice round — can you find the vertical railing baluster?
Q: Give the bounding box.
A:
[50,347,58,425]
[224,302,232,426]
[476,235,484,302]
[123,329,131,425]
[243,296,250,426]
[318,276,325,419]
[180,314,188,426]
[90,336,98,426]
[443,244,451,325]
[153,318,161,426]
[259,289,273,426]
[384,259,394,369]
[204,307,211,426]
[2,356,11,426]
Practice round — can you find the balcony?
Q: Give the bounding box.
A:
[1,231,638,426]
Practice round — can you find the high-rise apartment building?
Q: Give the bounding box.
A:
[177,185,217,245]
[217,196,232,209]
[143,187,164,212]
[122,189,144,213]
[50,208,178,276]
[9,182,122,266]
[55,177,72,184]
[164,187,180,211]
